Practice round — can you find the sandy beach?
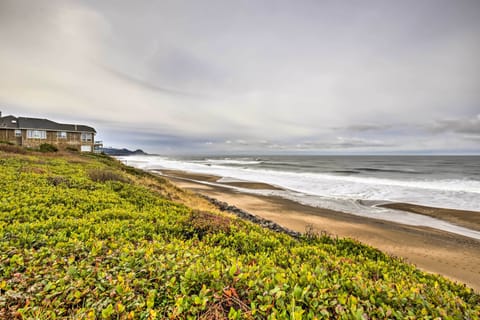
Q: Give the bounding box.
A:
[157,169,480,292]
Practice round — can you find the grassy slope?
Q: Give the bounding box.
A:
[0,151,478,319]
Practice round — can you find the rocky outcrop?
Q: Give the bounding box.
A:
[201,195,302,238]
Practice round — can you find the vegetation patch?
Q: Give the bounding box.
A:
[46,175,70,187]
[88,168,130,183]
[39,143,58,153]
[0,152,479,319]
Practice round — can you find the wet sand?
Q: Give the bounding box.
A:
[381,202,480,232]
[158,170,480,292]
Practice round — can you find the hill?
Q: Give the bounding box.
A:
[0,151,478,319]
[102,147,148,156]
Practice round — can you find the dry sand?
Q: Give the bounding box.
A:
[159,170,480,292]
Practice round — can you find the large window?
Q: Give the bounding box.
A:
[27,130,46,139]
[81,132,93,142]
[14,130,22,137]
[57,131,67,139]
[81,145,92,152]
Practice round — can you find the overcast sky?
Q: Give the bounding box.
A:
[1,0,479,154]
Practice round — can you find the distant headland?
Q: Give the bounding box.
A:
[102,147,148,156]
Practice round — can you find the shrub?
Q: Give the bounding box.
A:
[88,168,130,183]
[183,210,234,240]
[39,143,58,153]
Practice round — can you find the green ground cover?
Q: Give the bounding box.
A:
[0,152,478,319]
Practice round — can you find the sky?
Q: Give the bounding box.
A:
[0,0,479,155]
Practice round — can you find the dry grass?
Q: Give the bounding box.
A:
[138,175,225,214]
[0,144,27,154]
[199,287,253,320]
[20,167,46,174]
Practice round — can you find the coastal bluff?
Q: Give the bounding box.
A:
[0,150,478,318]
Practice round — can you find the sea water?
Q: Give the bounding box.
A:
[118,155,480,239]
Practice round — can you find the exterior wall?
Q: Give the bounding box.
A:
[1,129,95,152]
[0,129,16,143]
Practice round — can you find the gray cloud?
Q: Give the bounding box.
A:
[429,116,480,135]
[338,124,393,132]
[1,0,479,154]
[289,137,394,150]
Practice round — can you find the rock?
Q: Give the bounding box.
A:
[200,194,302,239]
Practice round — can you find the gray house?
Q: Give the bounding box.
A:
[0,112,101,152]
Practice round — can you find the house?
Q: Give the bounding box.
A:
[0,111,101,152]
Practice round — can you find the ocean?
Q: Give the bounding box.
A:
[118,155,480,239]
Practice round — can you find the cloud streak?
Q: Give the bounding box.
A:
[98,64,210,98]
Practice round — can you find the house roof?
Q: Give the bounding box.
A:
[0,115,96,133]
[0,115,19,129]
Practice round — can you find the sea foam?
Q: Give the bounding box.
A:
[119,155,480,212]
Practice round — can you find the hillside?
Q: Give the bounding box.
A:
[0,151,478,319]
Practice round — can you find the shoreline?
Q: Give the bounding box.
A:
[157,169,480,236]
[380,202,480,232]
[156,169,480,292]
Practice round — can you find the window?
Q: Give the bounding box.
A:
[81,145,92,152]
[81,132,93,142]
[14,130,22,137]
[57,131,67,139]
[27,130,46,139]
